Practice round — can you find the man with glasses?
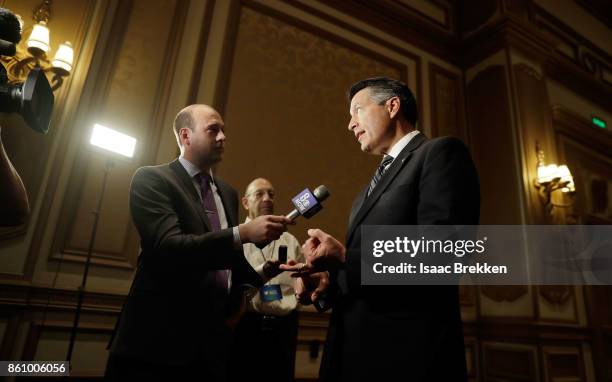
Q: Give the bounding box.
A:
[230,178,303,382]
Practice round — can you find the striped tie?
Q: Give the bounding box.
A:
[367,155,394,197]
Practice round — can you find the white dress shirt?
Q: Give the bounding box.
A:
[383,130,421,169]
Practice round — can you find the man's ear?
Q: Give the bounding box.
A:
[241,196,249,211]
[180,128,190,146]
[387,97,401,119]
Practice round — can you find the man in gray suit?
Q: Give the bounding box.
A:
[106,104,292,379]
[285,77,480,381]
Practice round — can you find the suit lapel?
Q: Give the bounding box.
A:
[346,133,427,244]
[347,185,368,234]
[169,159,212,232]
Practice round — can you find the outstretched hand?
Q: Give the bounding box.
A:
[280,228,346,275]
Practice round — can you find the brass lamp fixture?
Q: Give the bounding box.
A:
[0,0,74,90]
[533,141,576,214]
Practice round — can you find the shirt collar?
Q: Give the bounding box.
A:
[178,156,201,178]
[178,155,215,183]
[385,130,420,160]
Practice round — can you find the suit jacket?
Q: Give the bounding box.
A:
[320,134,480,382]
[109,159,262,376]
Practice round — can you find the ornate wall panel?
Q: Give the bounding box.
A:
[429,62,467,140]
[534,5,612,112]
[542,346,587,382]
[467,65,523,225]
[482,342,539,381]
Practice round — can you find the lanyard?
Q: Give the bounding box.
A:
[258,240,277,264]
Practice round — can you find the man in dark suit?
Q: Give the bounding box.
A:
[105,104,292,379]
[284,77,480,381]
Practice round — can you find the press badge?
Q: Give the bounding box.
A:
[260,284,282,302]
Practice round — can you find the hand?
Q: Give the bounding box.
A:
[280,228,346,274]
[239,215,294,247]
[292,262,329,305]
[262,260,282,279]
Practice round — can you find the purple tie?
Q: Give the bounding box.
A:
[197,173,221,231]
[196,173,229,291]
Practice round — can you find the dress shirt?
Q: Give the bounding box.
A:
[383,130,421,169]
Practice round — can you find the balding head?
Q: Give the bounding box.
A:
[173,104,220,146]
[242,178,275,219]
[173,104,226,170]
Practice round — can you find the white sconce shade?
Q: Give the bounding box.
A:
[52,42,74,72]
[90,124,137,158]
[562,180,576,193]
[533,142,576,213]
[537,164,558,184]
[27,22,50,52]
[536,163,575,193]
[557,165,575,193]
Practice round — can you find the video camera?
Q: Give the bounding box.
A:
[0,7,54,134]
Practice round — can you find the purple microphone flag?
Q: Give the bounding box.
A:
[291,188,318,214]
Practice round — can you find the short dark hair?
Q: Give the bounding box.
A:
[173,108,194,144]
[348,77,418,126]
[0,8,22,44]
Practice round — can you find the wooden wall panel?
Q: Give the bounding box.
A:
[542,346,586,382]
[21,323,112,376]
[483,342,539,381]
[467,65,523,225]
[429,62,467,140]
[513,62,554,224]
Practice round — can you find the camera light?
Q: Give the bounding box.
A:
[90,124,137,158]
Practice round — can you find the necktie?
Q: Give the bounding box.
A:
[367,155,394,197]
[196,173,229,290]
[197,173,221,231]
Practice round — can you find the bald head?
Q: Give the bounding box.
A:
[242,178,275,219]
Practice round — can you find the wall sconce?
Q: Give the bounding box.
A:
[533,141,575,214]
[0,0,74,91]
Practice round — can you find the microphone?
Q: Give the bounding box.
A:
[278,245,287,264]
[286,185,330,221]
